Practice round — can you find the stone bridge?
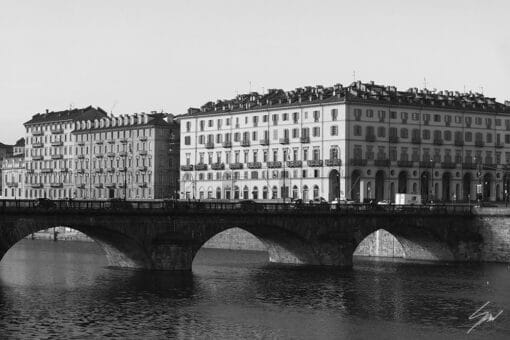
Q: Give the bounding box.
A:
[0,200,509,270]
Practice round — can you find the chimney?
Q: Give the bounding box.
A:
[46,109,49,114]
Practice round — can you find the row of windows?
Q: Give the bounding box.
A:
[353,126,509,143]
[183,185,321,201]
[352,108,509,128]
[184,109,340,132]
[182,169,322,182]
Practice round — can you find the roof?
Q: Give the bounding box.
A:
[24,106,108,125]
[14,138,25,147]
[182,81,510,117]
[72,113,171,134]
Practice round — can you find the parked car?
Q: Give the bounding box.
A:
[35,198,56,209]
[377,200,391,205]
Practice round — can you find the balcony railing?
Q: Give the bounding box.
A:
[205,142,215,149]
[374,159,390,167]
[95,168,104,173]
[31,183,43,188]
[222,141,232,148]
[483,164,497,170]
[279,137,289,145]
[107,152,116,158]
[211,163,225,170]
[105,183,116,188]
[120,138,128,144]
[50,183,63,188]
[95,140,104,145]
[181,165,193,171]
[51,141,63,147]
[325,159,342,167]
[76,169,85,174]
[57,168,69,173]
[287,160,303,168]
[229,162,243,170]
[95,154,104,158]
[462,163,477,169]
[119,151,128,157]
[77,141,85,146]
[454,140,464,147]
[365,135,376,142]
[76,184,85,189]
[195,164,208,171]
[139,136,148,142]
[107,139,116,144]
[419,161,435,168]
[32,155,43,161]
[6,182,18,188]
[51,154,63,160]
[496,142,504,148]
[138,183,148,188]
[107,167,116,173]
[95,183,103,188]
[139,150,148,156]
[247,162,262,169]
[307,160,323,167]
[433,138,444,146]
[260,138,269,146]
[350,159,367,166]
[41,168,53,173]
[33,142,44,148]
[300,136,310,144]
[241,140,250,147]
[51,128,64,134]
[441,162,457,169]
[397,160,413,167]
[389,136,399,143]
[267,161,282,168]
[77,154,85,159]
[32,131,43,136]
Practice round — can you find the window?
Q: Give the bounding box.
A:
[465,132,472,142]
[444,130,452,141]
[292,128,299,138]
[366,109,374,118]
[377,126,385,138]
[184,136,191,145]
[366,126,375,137]
[313,110,320,122]
[331,109,338,121]
[312,127,320,137]
[475,117,482,125]
[330,125,338,136]
[412,112,420,121]
[487,133,493,143]
[495,119,501,126]
[253,116,258,127]
[208,120,213,127]
[433,114,441,122]
[272,114,278,125]
[400,128,408,138]
[401,112,408,121]
[292,112,299,123]
[186,122,191,132]
[262,115,268,123]
[422,129,430,140]
[390,111,397,119]
[353,125,362,136]
[283,113,289,121]
[199,120,205,131]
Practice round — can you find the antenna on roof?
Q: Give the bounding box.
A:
[352,70,356,82]
[423,77,427,89]
[69,103,74,110]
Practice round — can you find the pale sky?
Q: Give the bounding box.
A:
[1,0,509,144]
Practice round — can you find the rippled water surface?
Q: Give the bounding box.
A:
[1,240,509,339]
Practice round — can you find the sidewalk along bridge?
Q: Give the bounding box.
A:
[0,199,507,271]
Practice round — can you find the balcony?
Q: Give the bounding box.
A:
[77,154,85,159]
[76,184,85,189]
[441,162,457,169]
[267,161,282,168]
[120,139,128,144]
[50,183,63,188]
[374,159,390,167]
[389,136,399,143]
[32,155,43,161]
[180,165,194,171]
[76,169,85,174]
[32,130,43,136]
[33,142,44,148]
[139,150,148,156]
[138,182,148,188]
[51,141,63,147]
[51,128,64,134]
[350,159,367,166]
[229,162,243,170]
[57,168,69,173]
[77,141,85,146]
[118,168,127,172]
[287,160,303,168]
[462,163,477,169]
[107,139,116,144]
[95,154,104,158]
[419,161,435,168]
[6,182,18,188]
[247,162,262,169]
[119,151,128,157]
[241,139,250,147]
[454,140,464,147]
[279,137,289,145]
[31,183,43,188]
[205,142,215,149]
[411,137,421,144]
[307,160,323,167]
[51,154,63,160]
[260,138,269,146]
[300,136,310,144]
[95,140,104,145]
[483,164,497,170]
[211,163,225,170]
[496,142,504,148]
[94,183,103,188]
[139,136,148,142]
[365,135,376,143]
[105,183,116,188]
[195,164,208,171]
[222,141,232,148]
[94,168,103,173]
[475,140,485,147]
[41,168,53,173]
[433,138,444,146]
[325,159,342,167]
[107,167,116,173]
[397,160,414,167]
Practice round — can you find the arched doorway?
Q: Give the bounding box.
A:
[302,185,309,201]
[442,172,451,202]
[398,171,407,194]
[351,170,361,202]
[313,185,319,199]
[234,186,240,199]
[328,169,340,201]
[483,173,492,200]
[375,170,385,202]
[292,185,298,199]
[421,171,430,202]
[252,186,259,199]
[463,173,472,201]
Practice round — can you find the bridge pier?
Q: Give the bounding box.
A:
[149,243,197,271]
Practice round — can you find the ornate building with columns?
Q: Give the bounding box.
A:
[179,81,510,202]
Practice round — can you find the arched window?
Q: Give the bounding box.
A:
[243,186,249,199]
[234,186,240,199]
[252,186,259,199]
[330,148,339,160]
[313,185,319,199]
[292,185,298,199]
[215,187,221,199]
[263,186,268,199]
[303,185,309,201]
[272,186,278,199]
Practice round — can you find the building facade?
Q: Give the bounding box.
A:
[23,106,108,199]
[1,155,24,198]
[71,112,179,200]
[179,81,510,202]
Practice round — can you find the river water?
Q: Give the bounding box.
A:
[0,240,509,339]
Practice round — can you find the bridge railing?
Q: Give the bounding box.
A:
[0,199,473,215]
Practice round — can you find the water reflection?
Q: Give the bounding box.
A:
[0,240,509,339]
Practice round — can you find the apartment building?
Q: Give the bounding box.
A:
[179,81,510,202]
[71,112,179,199]
[1,155,25,198]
